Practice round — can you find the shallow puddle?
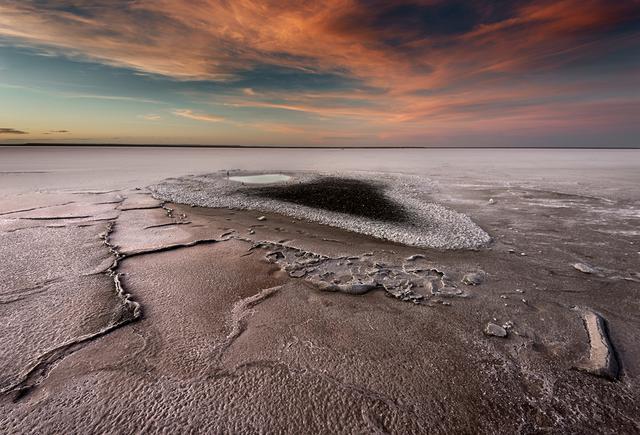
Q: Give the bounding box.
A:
[229,173,292,184]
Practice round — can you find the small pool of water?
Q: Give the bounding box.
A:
[229,173,292,184]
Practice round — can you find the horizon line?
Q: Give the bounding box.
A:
[1,143,638,150]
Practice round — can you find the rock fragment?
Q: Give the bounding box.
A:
[484,323,508,338]
[462,271,485,286]
[266,251,285,261]
[344,282,377,295]
[289,269,308,278]
[574,308,619,380]
[406,254,426,261]
[429,283,463,298]
[257,215,267,221]
[573,262,596,274]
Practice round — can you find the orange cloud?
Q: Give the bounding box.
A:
[0,0,638,143]
[2,1,636,84]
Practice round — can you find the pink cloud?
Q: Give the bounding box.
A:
[0,0,637,143]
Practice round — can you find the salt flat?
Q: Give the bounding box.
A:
[0,147,639,433]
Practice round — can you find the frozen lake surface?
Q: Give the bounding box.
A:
[1,147,638,200]
[1,146,639,433]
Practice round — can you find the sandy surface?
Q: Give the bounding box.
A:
[1,147,639,433]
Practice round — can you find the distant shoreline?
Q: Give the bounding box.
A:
[0,143,638,149]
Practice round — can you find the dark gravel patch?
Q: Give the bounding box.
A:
[245,177,409,222]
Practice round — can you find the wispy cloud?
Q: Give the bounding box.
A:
[1,1,636,85]
[65,94,164,104]
[0,0,638,145]
[0,128,28,134]
[172,109,225,123]
[42,129,70,134]
[139,114,162,121]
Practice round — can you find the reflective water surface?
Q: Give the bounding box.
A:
[229,173,292,184]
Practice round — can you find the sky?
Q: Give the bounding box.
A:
[0,0,639,147]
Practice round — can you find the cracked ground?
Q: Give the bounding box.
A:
[1,159,640,433]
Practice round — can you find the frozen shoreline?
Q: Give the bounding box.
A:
[151,171,492,250]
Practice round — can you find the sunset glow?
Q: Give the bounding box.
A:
[1,0,639,146]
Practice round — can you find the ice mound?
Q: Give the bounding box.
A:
[150,171,491,250]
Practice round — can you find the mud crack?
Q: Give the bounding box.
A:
[0,219,141,401]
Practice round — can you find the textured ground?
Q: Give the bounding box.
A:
[0,147,639,433]
[1,174,639,433]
